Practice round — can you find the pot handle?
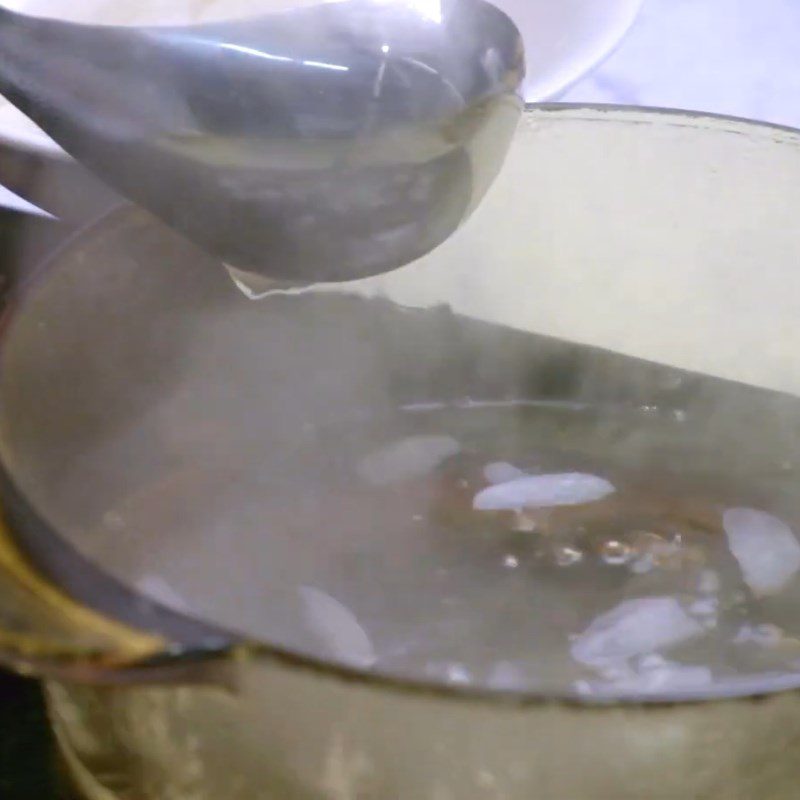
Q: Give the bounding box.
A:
[0,508,238,687]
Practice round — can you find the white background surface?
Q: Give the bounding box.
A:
[0,0,642,154]
[564,0,800,129]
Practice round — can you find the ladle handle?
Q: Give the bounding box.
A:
[0,137,120,226]
[0,6,125,224]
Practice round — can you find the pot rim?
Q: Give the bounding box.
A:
[5,102,800,708]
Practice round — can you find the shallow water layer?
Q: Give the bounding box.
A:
[302,402,800,697]
[78,399,800,699]
[3,216,800,701]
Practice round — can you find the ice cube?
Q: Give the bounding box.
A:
[579,659,713,697]
[299,586,376,668]
[571,597,704,667]
[723,507,800,596]
[483,462,525,485]
[357,435,460,486]
[473,472,615,511]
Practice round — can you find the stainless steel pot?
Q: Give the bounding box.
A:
[2,105,800,799]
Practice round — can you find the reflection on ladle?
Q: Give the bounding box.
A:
[0,0,524,283]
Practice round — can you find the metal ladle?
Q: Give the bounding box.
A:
[0,0,524,282]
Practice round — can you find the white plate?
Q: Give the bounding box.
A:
[0,0,643,157]
[563,0,800,130]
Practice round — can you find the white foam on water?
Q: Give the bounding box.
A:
[578,661,713,698]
